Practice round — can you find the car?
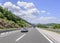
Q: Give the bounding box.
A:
[21,28,28,32]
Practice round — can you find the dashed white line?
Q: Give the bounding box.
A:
[16,34,26,41]
[36,28,54,43]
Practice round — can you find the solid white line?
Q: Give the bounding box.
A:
[36,28,54,43]
[16,34,26,41]
[40,32,53,43]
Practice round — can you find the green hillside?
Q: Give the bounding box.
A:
[0,6,30,29]
[36,23,60,29]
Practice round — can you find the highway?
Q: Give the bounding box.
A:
[0,28,53,43]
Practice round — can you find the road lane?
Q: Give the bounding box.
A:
[0,30,23,43]
[16,34,26,41]
[17,28,50,43]
[36,28,53,43]
[0,28,52,43]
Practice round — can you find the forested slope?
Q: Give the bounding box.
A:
[0,6,30,29]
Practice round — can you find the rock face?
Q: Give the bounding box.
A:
[0,19,19,29]
[0,20,5,29]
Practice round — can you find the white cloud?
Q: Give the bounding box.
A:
[17,1,40,18]
[21,15,36,19]
[38,16,56,21]
[17,1,35,10]
[24,2,35,10]
[41,10,46,13]
[3,2,21,11]
[23,8,39,15]
[30,16,57,24]
[1,1,59,24]
[4,2,12,7]
[0,1,39,22]
[40,10,51,15]
[17,1,27,7]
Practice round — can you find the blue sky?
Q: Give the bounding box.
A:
[0,0,60,24]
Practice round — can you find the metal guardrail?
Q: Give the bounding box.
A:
[47,28,60,33]
[0,28,20,33]
[40,28,60,33]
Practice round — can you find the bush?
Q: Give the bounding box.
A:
[37,24,48,28]
[52,24,60,29]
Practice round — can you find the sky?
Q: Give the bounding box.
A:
[0,0,60,24]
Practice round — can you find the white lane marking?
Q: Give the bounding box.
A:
[16,34,26,41]
[36,28,54,43]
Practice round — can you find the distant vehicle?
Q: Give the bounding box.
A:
[21,28,28,32]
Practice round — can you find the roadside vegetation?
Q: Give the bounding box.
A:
[52,24,60,29]
[36,24,48,28]
[36,23,60,29]
[36,23,60,33]
[0,6,30,30]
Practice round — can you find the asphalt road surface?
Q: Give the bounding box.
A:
[0,28,53,43]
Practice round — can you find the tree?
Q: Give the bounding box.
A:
[0,6,4,13]
[0,12,4,18]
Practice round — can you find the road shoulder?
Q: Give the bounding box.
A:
[36,27,60,43]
